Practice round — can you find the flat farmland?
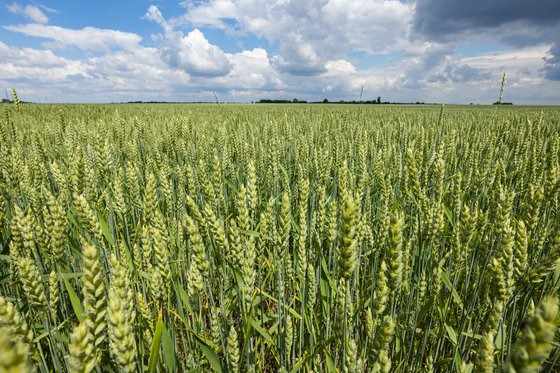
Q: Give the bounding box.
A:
[1,103,560,372]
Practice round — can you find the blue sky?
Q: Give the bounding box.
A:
[0,0,559,103]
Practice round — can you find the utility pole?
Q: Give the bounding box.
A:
[212,90,220,106]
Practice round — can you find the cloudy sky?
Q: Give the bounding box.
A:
[0,0,559,103]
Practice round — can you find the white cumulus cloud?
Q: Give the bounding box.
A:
[178,0,415,75]
[4,24,142,52]
[145,5,231,76]
[1,1,558,104]
[6,2,49,24]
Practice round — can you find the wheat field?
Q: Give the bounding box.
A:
[1,103,560,372]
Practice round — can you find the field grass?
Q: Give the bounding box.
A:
[1,103,560,372]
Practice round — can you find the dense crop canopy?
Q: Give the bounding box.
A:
[0,103,559,372]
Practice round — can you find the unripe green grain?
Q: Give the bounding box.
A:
[204,203,229,251]
[285,314,293,357]
[81,244,107,356]
[107,255,137,373]
[12,88,20,113]
[0,325,33,373]
[306,263,317,310]
[372,315,395,373]
[67,319,96,373]
[49,271,59,321]
[505,296,558,373]
[227,325,240,371]
[17,256,47,312]
[387,213,404,293]
[73,194,103,243]
[247,160,257,215]
[338,193,358,281]
[475,332,495,373]
[514,220,528,282]
[344,338,357,373]
[374,261,389,320]
[279,191,291,250]
[0,296,34,356]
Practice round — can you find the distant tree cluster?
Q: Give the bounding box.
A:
[2,98,31,104]
[256,96,436,105]
[258,97,386,104]
[257,99,309,104]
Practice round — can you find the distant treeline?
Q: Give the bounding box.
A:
[2,98,513,105]
[1,98,31,104]
[256,98,432,105]
[124,101,216,104]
